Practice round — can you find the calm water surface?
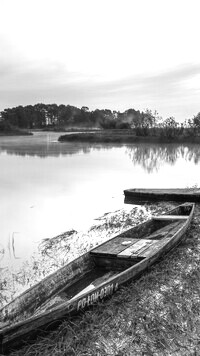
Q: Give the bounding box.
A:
[1,131,200,267]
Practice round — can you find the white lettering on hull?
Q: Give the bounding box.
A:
[77,282,118,311]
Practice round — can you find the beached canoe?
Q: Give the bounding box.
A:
[0,203,195,353]
[124,188,200,204]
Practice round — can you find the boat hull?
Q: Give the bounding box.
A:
[0,203,195,354]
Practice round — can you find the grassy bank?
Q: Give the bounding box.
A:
[0,122,32,136]
[58,130,200,144]
[6,203,200,356]
[0,132,32,136]
[41,127,100,133]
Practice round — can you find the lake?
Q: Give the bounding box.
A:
[0,131,200,268]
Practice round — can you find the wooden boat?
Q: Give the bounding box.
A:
[124,188,200,204]
[0,203,195,354]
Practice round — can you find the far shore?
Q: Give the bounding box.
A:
[1,126,200,144]
[0,127,33,136]
[58,130,200,144]
[0,131,33,136]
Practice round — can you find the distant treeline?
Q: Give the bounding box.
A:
[1,103,200,138]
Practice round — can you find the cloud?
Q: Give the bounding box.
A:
[93,63,200,95]
[86,64,200,119]
[0,59,200,121]
[0,56,94,108]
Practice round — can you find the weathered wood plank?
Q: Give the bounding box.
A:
[138,238,171,258]
[139,221,184,257]
[118,239,153,257]
[164,220,184,238]
[147,220,183,239]
[138,221,185,258]
[91,237,139,255]
[130,240,157,257]
[152,215,188,221]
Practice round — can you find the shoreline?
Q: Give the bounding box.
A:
[0,130,33,136]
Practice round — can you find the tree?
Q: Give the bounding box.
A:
[161,117,179,138]
[81,106,89,112]
[125,109,141,128]
[34,103,47,128]
[192,112,200,134]
[46,104,58,126]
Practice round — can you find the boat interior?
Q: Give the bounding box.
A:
[90,218,185,268]
[51,211,189,307]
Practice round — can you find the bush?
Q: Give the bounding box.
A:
[99,118,117,129]
[115,122,131,129]
[0,120,13,132]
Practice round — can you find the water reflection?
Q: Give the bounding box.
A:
[125,144,200,173]
[0,132,123,157]
[1,133,200,173]
[0,132,92,157]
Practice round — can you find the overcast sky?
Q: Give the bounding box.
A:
[0,0,200,121]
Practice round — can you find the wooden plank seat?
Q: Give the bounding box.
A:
[152,215,188,221]
[90,236,140,256]
[118,237,172,259]
[118,220,184,259]
[137,238,170,258]
[90,220,185,266]
[117,239,154,257]
[91,237,169,261]
[90,237,146,269]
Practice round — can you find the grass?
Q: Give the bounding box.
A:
[0,122,32,136]
[5,204,200,356]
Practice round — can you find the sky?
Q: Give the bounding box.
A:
[0,0,200,122]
